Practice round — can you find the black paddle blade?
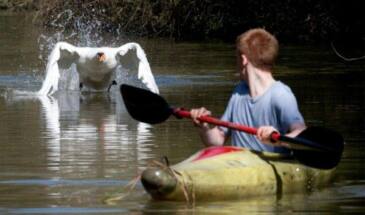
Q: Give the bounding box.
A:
[293,126,344,169]
[120,84,173,124]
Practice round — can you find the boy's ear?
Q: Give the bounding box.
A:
[241,54,248,66]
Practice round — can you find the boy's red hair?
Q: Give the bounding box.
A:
[236,28,279,71]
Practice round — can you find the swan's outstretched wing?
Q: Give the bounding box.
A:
[116,43,159,94]
[37,42,79,95]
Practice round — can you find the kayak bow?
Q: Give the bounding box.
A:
[141,146,335,201]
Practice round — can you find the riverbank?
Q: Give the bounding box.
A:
[0,0,38,11]
[1,0,364,45]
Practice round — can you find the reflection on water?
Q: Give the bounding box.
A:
[37,91,154,174]
[0,89,153,209]
[0,13,365,214]
[38,95,60,171]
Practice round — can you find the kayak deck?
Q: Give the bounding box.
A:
[141,146,335,201]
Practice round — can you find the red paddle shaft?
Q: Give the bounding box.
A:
[173,109,332,151]
[173,109,281,141]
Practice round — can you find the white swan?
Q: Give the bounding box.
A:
[37,42,159,95]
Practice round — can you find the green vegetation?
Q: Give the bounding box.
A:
[2,0,365,44]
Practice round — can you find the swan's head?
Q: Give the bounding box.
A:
[96,52,106,62]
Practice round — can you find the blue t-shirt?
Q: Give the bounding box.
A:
[220,81,304,153]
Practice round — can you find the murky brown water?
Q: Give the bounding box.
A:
[0,13,365,214]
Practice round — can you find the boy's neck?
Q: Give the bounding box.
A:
[245,65,275,98]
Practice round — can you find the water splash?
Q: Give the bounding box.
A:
[38,8,126,62]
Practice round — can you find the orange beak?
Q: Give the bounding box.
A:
[97,52,106,62]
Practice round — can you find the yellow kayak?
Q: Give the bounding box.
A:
[141,146,335,201]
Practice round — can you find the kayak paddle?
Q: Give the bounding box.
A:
[120,84,344,169]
